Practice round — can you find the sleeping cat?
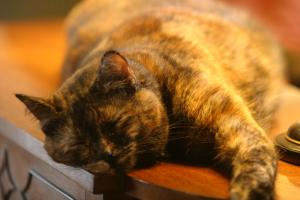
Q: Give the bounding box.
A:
[16,0,286,199]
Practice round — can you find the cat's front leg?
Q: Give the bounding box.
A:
[216,115,277,200]
[175,82,277,200]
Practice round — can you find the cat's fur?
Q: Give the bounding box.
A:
[16,0,286,199]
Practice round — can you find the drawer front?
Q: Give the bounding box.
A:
[23,170,75,200]
[0,135,86,200]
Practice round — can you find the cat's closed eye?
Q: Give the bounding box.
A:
[101,121,117,133]
[101,122,131,146]
[108,132,130,146]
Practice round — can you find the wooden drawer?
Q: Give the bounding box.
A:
[0,126,102,200]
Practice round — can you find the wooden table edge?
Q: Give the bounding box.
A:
[0,116,224,199]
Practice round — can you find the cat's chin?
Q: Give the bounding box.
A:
[83,160,115,174]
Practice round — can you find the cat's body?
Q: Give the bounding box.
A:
[16,0,286,199]
[63,0,284,132]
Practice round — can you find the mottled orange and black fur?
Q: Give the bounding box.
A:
[16,0,286,199]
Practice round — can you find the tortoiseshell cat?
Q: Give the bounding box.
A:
[16,0,286,199]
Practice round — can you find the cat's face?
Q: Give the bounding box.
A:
[16,51,169,173]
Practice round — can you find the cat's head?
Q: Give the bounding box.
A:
[16,50,169,173]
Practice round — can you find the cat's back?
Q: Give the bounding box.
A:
[64,0,280,79]
[69,0,283,76]
[66,0,257,42]
[60,0,285,130]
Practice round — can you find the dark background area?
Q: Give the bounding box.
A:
[0,0,80,20]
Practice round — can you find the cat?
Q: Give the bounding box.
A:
[16,0,286,199]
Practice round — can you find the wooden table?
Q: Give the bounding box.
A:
[0,20,300,200]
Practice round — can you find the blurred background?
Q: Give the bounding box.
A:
[0,0,79,20]
[224,0,300,87]
[0,0,299,85]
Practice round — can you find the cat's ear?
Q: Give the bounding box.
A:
[15,94,55,121]
[99,50,137,87]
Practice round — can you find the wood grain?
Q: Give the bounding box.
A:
[0,19,300,200]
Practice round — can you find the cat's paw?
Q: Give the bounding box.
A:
[229,177,274,200]
[230,189,273,200]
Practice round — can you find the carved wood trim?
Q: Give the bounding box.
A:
[0,147,79,200]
